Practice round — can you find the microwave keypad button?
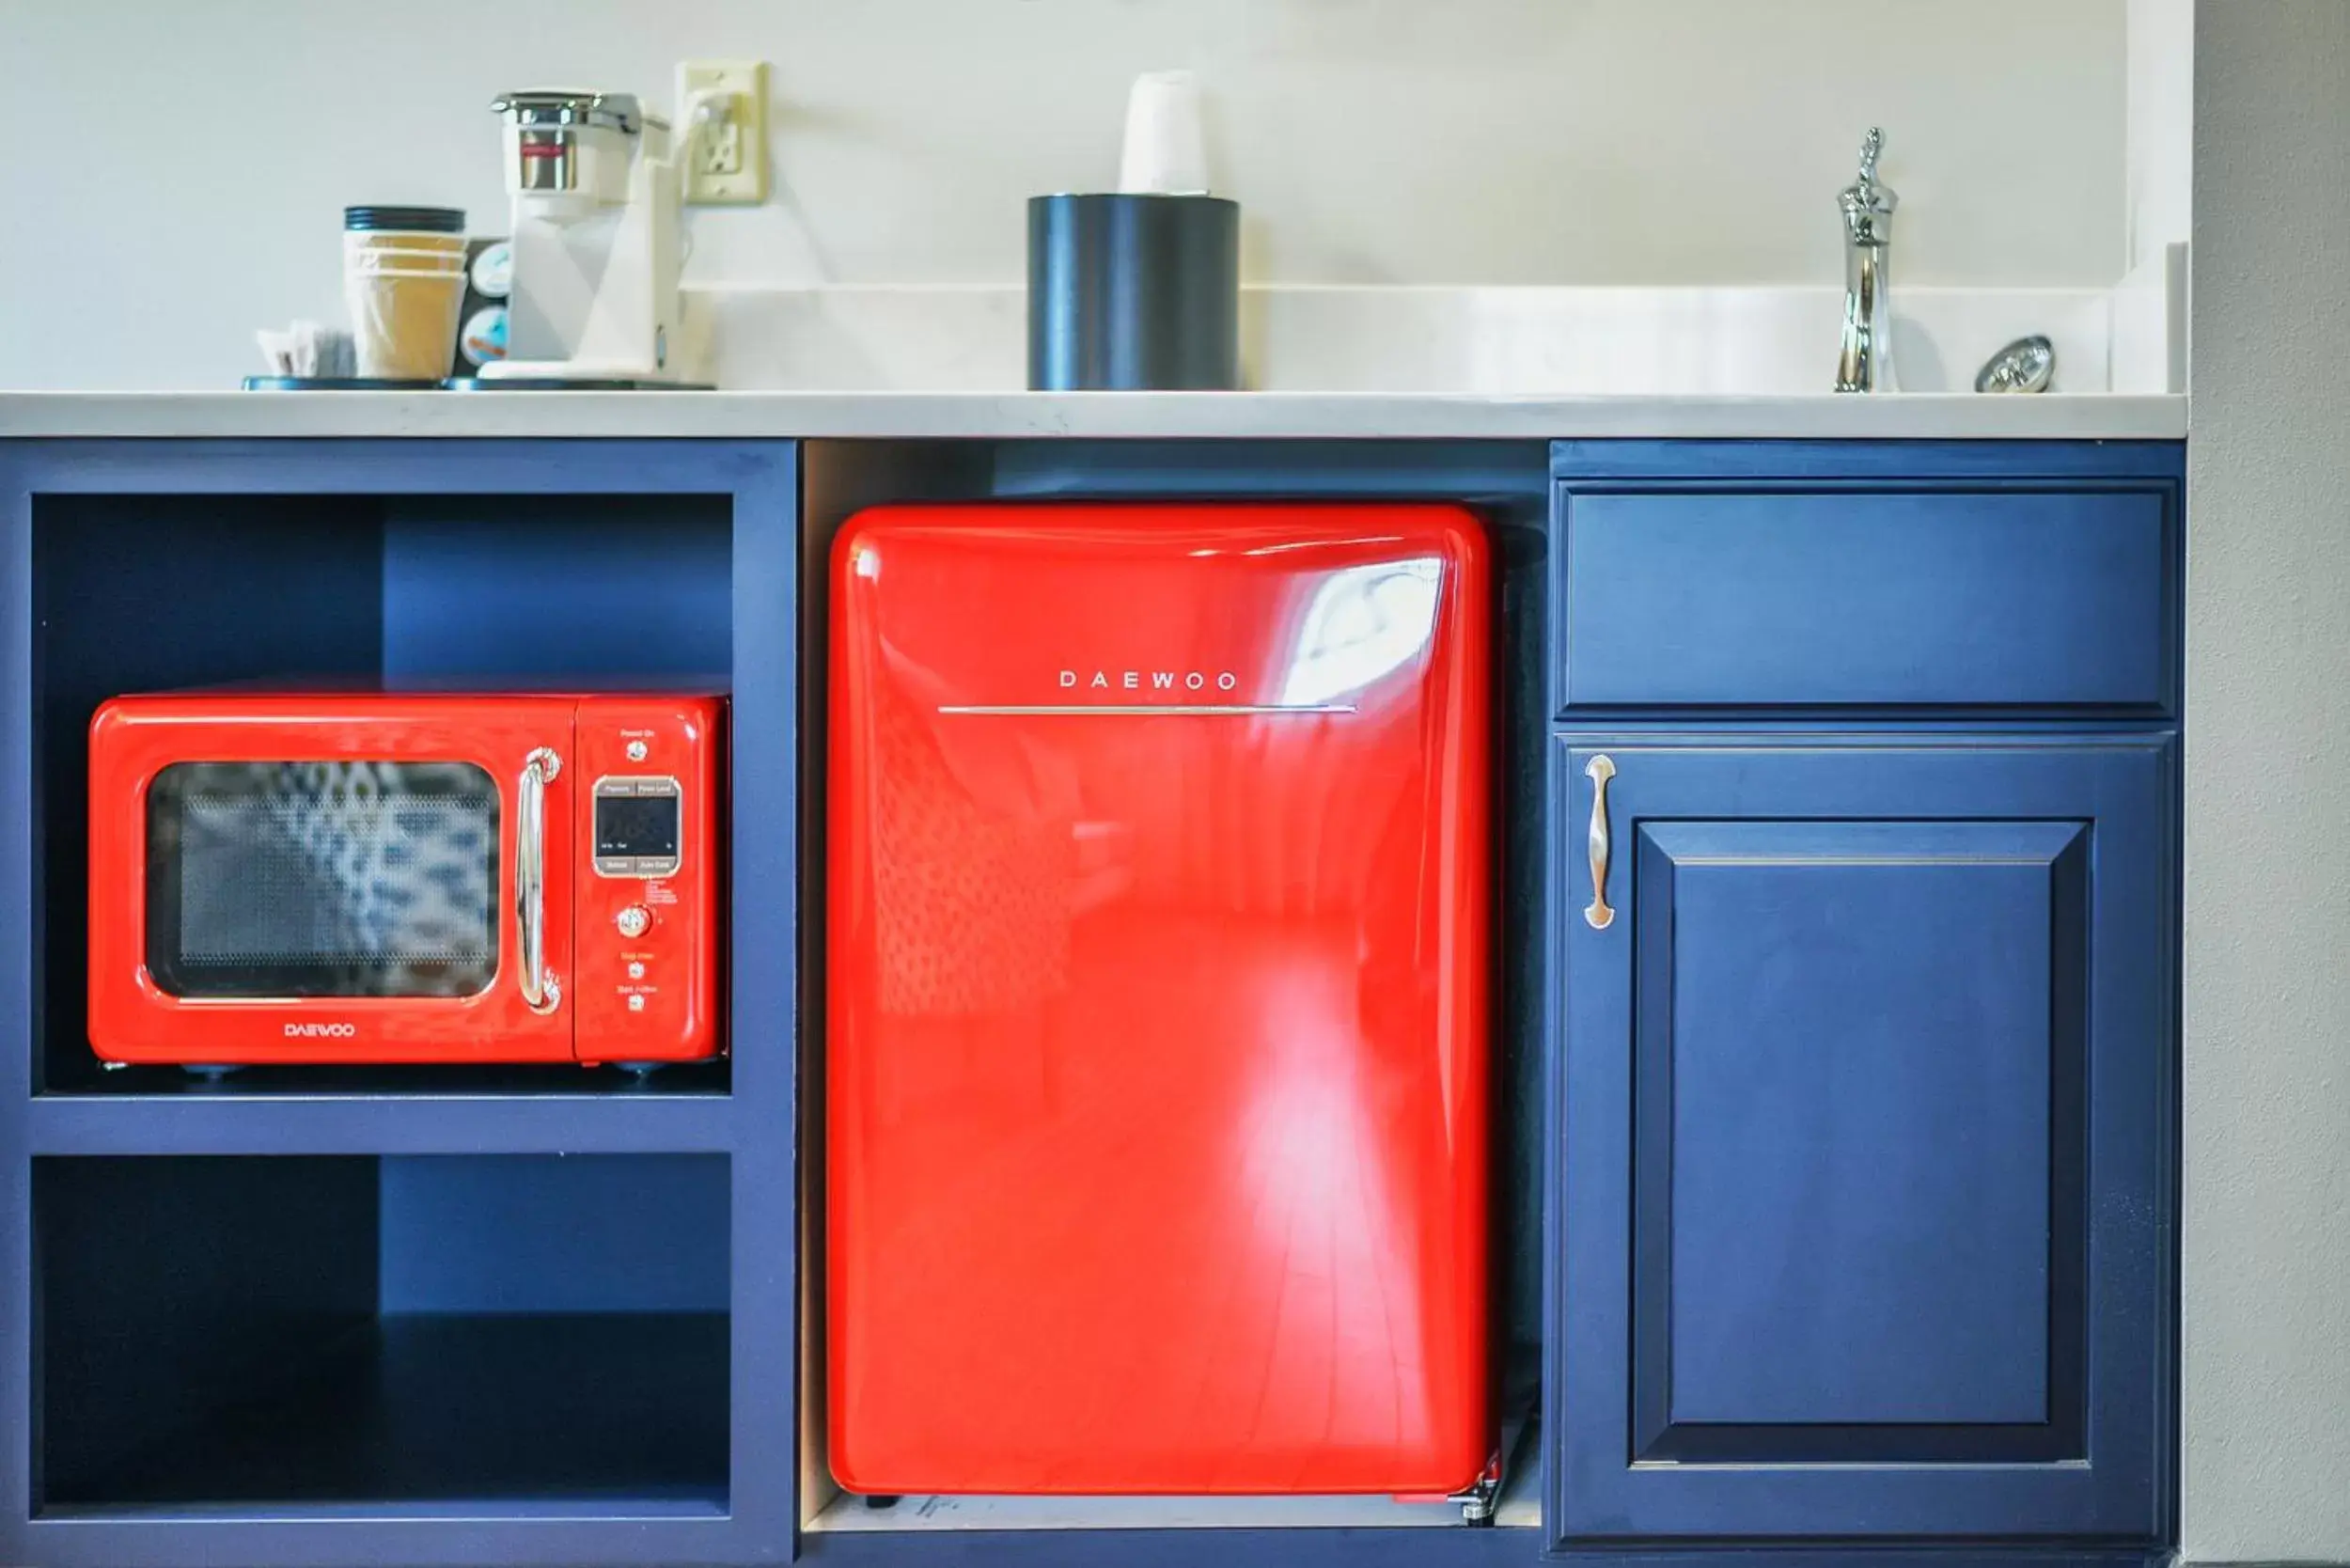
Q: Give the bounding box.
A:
[627,995,646,1012]
[616,905,651,939]
[626,740,650,762]
[628,961,646,980]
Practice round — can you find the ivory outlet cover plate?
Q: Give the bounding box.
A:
[678,60,769,204]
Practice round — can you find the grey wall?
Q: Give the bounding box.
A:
[0,0,2125,388]
[2185,3,2350,1560]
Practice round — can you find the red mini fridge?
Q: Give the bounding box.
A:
[826,503,1491,1497]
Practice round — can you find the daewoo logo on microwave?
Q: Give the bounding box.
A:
[284,1022,358,1039]
[1059,669,1240,693]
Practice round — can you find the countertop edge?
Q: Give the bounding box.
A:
[0,392,2190,443]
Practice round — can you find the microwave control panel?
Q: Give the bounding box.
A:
[572,697,724,1064]
[592,776,683,877]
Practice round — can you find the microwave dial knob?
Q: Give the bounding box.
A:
[615,905,650,939]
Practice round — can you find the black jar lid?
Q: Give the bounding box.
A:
[344,205,465,233]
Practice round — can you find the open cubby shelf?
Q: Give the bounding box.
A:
[34,1153,730,1519]
[29,490,734,1099]
[1,440,803,1567]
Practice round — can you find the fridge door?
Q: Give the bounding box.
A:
[828,504,1491,1495]
[86,695,580,1064]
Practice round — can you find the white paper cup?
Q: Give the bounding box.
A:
[1119,70,1210,196]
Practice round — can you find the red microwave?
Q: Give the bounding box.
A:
[86,693,724,1067]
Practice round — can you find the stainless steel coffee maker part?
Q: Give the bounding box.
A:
[492,91,654,198]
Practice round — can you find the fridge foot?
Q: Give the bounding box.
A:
[1452,1449,1505,1527]
[862,1494,901,1511]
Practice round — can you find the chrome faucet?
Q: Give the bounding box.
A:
[1834,127,1897,393]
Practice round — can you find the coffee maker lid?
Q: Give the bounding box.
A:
[492,90,647,136]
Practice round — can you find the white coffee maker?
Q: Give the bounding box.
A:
[480,90,686,384]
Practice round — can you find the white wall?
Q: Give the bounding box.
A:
[2185,3,2350,1560]
[0,0,2125,389]
[2128,0,2194,268]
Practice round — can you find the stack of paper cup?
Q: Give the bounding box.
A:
[1118,71,1210,196]
[342,206,468,382]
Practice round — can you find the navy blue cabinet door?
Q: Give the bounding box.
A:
[1550,739,2172,1547]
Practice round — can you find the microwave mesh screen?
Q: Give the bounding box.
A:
[144,760,500,999]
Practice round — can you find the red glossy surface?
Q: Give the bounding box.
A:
[826,504,1491,1496]
[86,693,722,1065]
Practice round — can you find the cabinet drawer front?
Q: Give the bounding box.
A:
[1557,487,2173,712]
[1549,739,2173,1546]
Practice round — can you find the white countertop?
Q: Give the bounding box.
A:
[0,391,2187,442]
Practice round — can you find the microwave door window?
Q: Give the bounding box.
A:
[144,761,500,999]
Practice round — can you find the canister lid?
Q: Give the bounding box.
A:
[344,206,466,233]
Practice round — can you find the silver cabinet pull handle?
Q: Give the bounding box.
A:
[1584,754,1617,931]
[518,746,563,1014]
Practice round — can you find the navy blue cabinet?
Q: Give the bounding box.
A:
[1548,738,2173,1547]
[0,433,2179,1568]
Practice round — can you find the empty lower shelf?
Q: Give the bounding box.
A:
[42,1312,728,1516]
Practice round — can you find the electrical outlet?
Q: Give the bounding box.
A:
[676,60,769,205]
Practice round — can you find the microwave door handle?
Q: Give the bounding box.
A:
[517,746,563,1014]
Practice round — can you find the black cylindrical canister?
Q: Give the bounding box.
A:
[1027,193,1241,390]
